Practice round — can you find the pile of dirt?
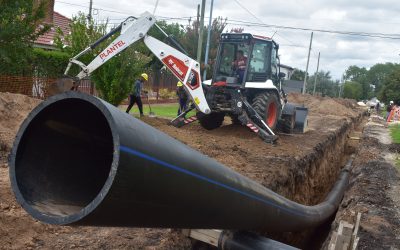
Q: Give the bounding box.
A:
[0,92,364,249]
[288,93,359,117]
[0,92,41,164]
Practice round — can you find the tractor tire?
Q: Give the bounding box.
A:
[198,112,225,130]
[252,91,282,130]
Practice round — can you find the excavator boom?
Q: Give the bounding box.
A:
[60,12,210,114]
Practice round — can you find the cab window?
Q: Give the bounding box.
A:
[247,41,271,82]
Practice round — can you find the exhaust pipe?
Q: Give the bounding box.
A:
[9,92,350,231]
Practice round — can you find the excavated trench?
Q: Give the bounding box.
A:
[139,111,366,249]
[260,114,365,249]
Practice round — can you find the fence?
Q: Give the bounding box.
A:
[0,73,179,103]
[0,75,97,100]
[149,71,177,91]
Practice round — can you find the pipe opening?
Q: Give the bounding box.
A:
[14,98,114,217]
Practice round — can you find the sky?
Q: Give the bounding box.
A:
[54,0,400,80]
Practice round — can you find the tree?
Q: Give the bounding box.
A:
[55,13,108,71]
[56,12,150,106]
[0,0,49,75]
[379,69,400,105]
[230,27,244,33]
[92,50,150,106]
[343,65,371,99]
[343,81,363,100]
[342,63,400,100]
[307,70,339,97]
[343,65,368,82]
[180,17,227,78]
[291,69,307,81]
[368,63,400,94]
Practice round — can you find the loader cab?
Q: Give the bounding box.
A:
[213,33,279,87]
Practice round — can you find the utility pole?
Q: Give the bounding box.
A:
[202,0,214,81]
[196,4,200,33]
[88,0,93,22]
[312,51,320,95]
[303,32,313,94]
[196,0,206,64]
[339,76,344,98]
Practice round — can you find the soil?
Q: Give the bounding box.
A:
[0,93,41,165]
[324,114,400,249]
[0,91,379,249]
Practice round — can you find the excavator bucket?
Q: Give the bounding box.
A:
[278,103,308,134]
[293,106,308,133]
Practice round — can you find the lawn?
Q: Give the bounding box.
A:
[122,103,196,118]
[390,124,400,144]
[389,124,400,169]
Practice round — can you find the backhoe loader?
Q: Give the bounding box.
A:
[57,11,308,142]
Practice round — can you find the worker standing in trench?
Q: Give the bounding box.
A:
[126,73,148,117]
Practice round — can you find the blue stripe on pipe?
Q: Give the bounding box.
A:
[120,145,308,218]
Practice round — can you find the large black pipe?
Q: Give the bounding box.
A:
[9,91,350,231]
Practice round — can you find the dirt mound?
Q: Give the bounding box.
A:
[0,93,41,163]
[288,93,358,117]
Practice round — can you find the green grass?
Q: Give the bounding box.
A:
[389,124,400,144]
[396,158,400,169]
[121,103,196,118]
[388,124,400,170]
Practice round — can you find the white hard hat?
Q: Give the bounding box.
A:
[390,101,394,104]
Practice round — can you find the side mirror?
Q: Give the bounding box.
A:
[278,72,286,78]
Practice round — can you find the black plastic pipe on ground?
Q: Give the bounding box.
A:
[9,91,351,231]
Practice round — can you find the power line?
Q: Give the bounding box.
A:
[280,44,308,48]
[56,1,131,15]
[232,0,265,26]
[225,19,400,40]
[55,1,87,9]
[56,1,400,40]
[231,0,302,48]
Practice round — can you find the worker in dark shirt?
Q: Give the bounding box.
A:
[176,81,188,116]
[126,73,148,117]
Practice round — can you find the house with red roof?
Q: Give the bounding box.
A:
[34,0,71,50]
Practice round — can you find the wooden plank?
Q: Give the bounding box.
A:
[338,221,344,235]
[329,231,338,250]
[353,213,362,237]
[350,213,362,249]
[188,229,221,247]
[334,234,346,250]
[342,225,353,236]
[334,221,354,250]
[193,229,221,239]
[352,237,359,250]
[338,221,354,235]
